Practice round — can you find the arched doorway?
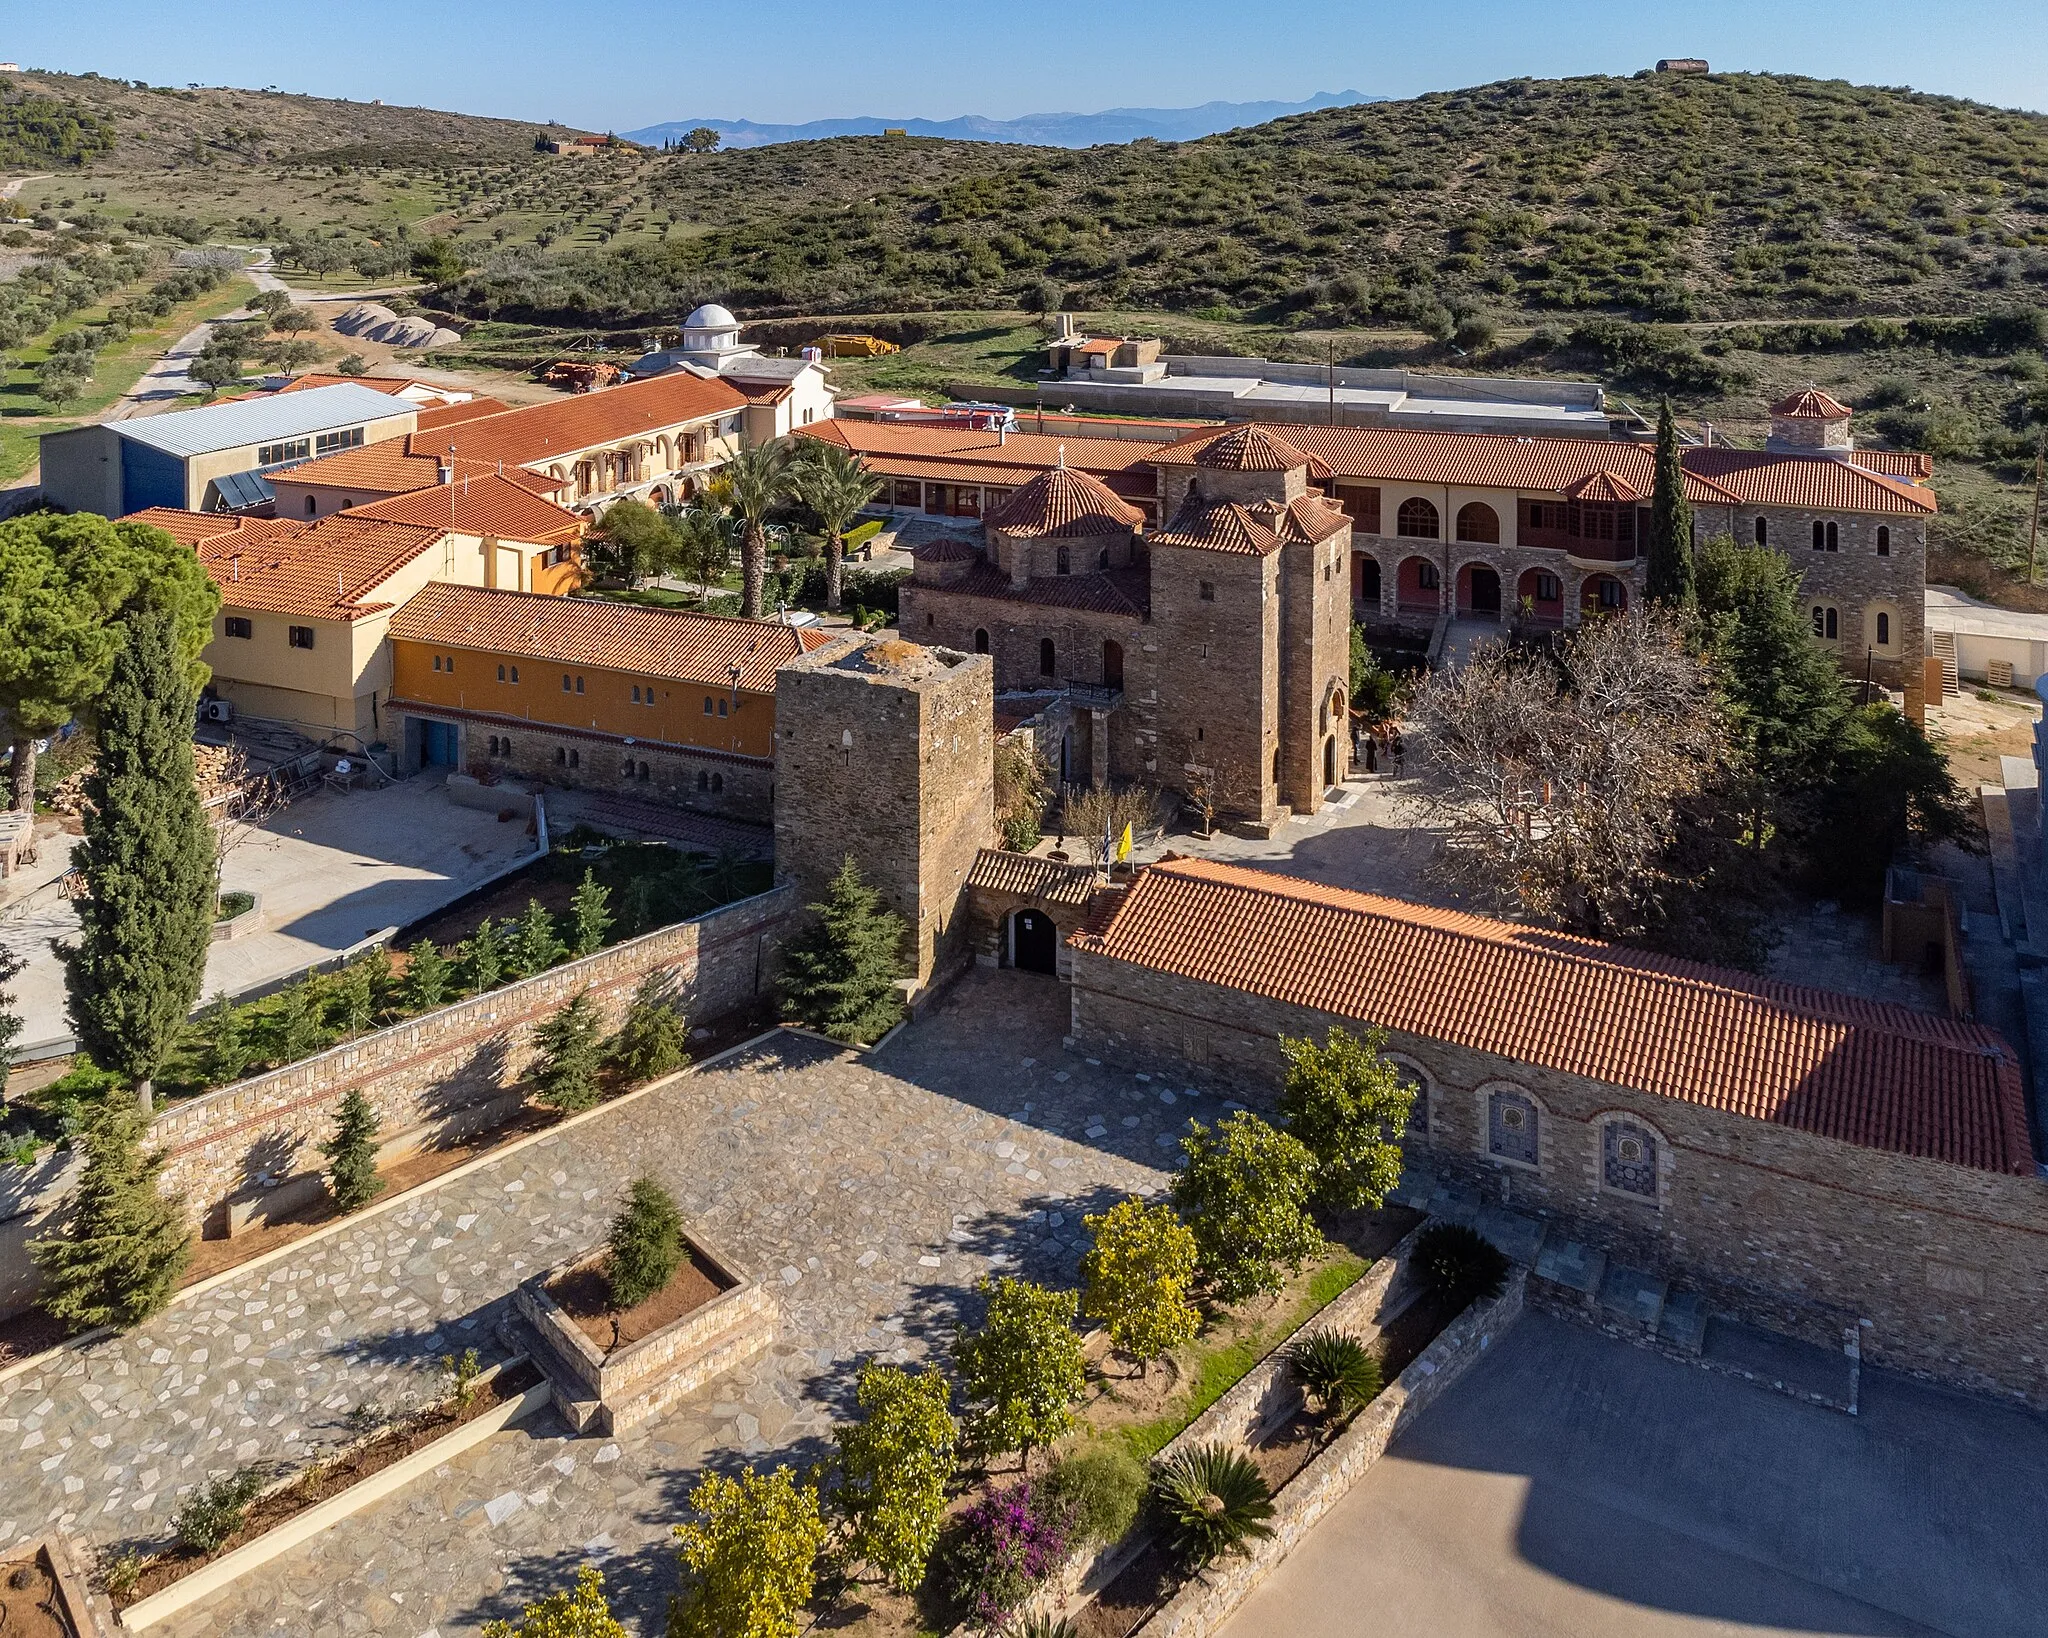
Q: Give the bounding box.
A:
[1012,909,1058,974]
[1458,563,1501,616]
[1354,555,1381,605]
[1397,557,1441,617]
[1102,639,1124,689]
[1323,735,1337,786]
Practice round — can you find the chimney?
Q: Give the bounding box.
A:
[437,460,454,485]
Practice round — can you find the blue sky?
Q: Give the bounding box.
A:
[16,1,2048,129]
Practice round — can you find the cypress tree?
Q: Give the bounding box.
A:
[323,1088,384,1211]
[1645,398,1696,608]
[568,869,613,958]
[779,856,907,1045]
[30,1089,191,1331]
[531,990,605,1111]
[62,609,215,1113]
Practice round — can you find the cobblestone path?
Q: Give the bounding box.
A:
[2,972,1216,1636]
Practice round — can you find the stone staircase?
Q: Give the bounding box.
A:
[1392,1168,1811,1380]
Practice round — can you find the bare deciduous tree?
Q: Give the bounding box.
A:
[1410,610,1730,943]
[1061,782,1169,867]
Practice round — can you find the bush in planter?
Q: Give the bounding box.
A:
[1287,1330,1382,1417]
[833,1362,957,1593]
[482,1564,627,1638]
[531,991,606,1112]
[322,1087,385,1211]
[1045,1444,1148,1546]
[174,1466,267,1554]
[1011,1619,1081,1638]
[1411,1222,1510,1309]
[670,1464,829,1638]
[944,1477,1078,1628]
[607,1177,685,1310]
[1150,1444,1275,1568]
[606,974,690,1082]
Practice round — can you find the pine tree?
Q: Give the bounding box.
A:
[62,610,216,1112]
[1645,398,1696,608]
[30,1089,191,1331]
[401,939,452,1013]
[779,856,907,1044]
[460,919,507,994]
[568,869,613,958]
[605,973,690,1081]
[508,899,566,979]
[606,1176,684,1309]
[531,990,605,1111]
[323,1087,384,1211]
[199,991,251,1087]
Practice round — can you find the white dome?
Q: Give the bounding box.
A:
[683,303,739,331]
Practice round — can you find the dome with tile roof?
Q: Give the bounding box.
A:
[1767,385,1854,454]
[1192,423,1316,472]
[989,464,1145,538]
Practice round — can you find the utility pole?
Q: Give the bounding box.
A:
[1325,338,1337,427]
[2029,431,2045,586]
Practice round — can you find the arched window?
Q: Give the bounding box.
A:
[1603,1120,1659,1198]
[1393,1064,1428,1138]
[1812,519,1839,552]
[974,628,990,653]
[1102,640,1124,689]
[637,762,650,782]
[1754,516,1769,546]
[1397,497,1440,539]
[1097,546,1111,570]
[305,495,317,516]
[1039,638,1056,677]
[1813,605,1839,640]
[1488,1089,1539,1166]
[711,772,724,793]
[1356,556,1381,601]
[1454,502,1500,544]
[1056,544,1071,575]
[1271,746,1282,784]
[697,770,709,791]
[1877,611,1891,646]
[1876,525,1891,557]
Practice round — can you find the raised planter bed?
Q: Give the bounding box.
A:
[516,1229,775,1435]
[0,1535,106,1637]
[115,1357,545,1631]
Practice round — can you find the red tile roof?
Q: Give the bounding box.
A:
[797,420,1167,477]
[388,583,835,689]
[1771,387,1853,419]
[130,507,447,621]
[1266,424,1936,517]
[1174,423,1329,477]
[342,472,585,545]
[989,466,1145,537]
[1561,470,1646,503]
[436,372,748,470]
[1073,858,2032,1174]
[922,561,1149,617]
[277,438,570,500]
[966,848,1102,905]
[415,396,513,430]
[1151,492,1349,556]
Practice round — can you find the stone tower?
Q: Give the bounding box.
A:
[774,635,995,986]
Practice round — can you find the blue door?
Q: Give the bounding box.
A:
[423,721,459,767]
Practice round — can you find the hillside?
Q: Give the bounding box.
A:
[468,72,2048,328]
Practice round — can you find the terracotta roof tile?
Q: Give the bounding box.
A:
[797,421,1166,476]
[1771,387,1854,419]
[989,466,1145,537]
[1150,499,1282,556]
[437,372,749,469]
[389,584,835,689]
[927,562,1149,617]
[278,438,569,499]
[966,848,1102,905]
[1561,470,1647,503]
[343,473,585,545]
[1072,858,2031,1175]
[1181,423,1328,476]
[1268,424,1936,517]
[910,537,982,563]
[130,507,448,621]
[415,396,513,430]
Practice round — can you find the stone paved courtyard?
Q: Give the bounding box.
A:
[0,972,1206,1636]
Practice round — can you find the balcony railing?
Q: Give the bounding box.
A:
[1066,682,1124,712]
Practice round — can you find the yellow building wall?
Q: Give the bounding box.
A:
[390,642,776,758]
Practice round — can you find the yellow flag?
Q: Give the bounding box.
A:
[1116,821,1133,862]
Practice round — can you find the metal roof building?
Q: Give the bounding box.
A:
[39,383,421,518]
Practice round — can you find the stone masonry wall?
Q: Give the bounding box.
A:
[147,885,796,1210]
[1149,544,1280,822]
[1068,948,2048,1403]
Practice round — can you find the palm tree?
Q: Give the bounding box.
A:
[791,443,883,615]
[721,441,794,619]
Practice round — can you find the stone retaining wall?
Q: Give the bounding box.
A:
[147,884,795,1211]
[1133,1268,1528,1638]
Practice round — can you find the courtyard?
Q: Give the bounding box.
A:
[0,774,537,1059]
[0,972,1193,1635]
[1219,1310,2048,1638]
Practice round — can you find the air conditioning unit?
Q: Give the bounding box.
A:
[203,699,234,723]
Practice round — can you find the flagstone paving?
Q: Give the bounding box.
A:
[1,971,1212,1636]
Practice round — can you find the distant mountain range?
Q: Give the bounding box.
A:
[622,91,1381,151]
